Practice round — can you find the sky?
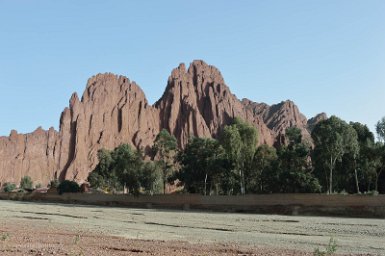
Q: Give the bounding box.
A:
[0,0,384,136]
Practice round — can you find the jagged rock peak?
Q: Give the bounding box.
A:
[0,60,324,186]
[80,73,147,105]
[307,112,328,131]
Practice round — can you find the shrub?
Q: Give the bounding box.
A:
[3,183,16,192]
[20,176,33,190]
[50,179,60,189]
[314,237,337,256]
[57,180,80,195]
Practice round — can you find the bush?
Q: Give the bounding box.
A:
[57,180,80,195]
[314,237,337,256]
[20,176,33,190]
[3,183,16,192]
[50,179,60,189]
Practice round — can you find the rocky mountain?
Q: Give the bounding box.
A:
[0,60,326,186]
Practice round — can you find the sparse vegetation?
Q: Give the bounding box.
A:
[313,237,337,256]
[0,232,10,241]
[20,175,33,190]
[3,182,16,192]
[50,179,60,189]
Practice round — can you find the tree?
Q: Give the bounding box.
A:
[312,116,359,194]
[112,144,143,195]
[349,122,375,193]
[248,144,277,193]
[220,125,242,194]
[177,137,225,195]
[88,148,121,192]
[153,129,177,194]
[139,161,162,195]
[57,180,80,195]
[376,117,385,143]
[273,127,321,193]
[20,176,33,190]
[220,118,258,194]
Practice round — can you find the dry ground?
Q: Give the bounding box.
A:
[0,200,383,255]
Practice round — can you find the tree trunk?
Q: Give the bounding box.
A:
[375,168,382,192]
[240,169,245,195]
[354,159,360,194]
[204,173,208,196]
[329,156,334,194]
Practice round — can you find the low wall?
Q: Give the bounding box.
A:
[1,192,384,218]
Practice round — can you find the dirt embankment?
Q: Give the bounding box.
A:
[1,192,385,218]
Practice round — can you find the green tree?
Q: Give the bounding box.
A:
[312,116,359,194]
[139,161,162,195]
[57,180,80,195]
[20,176,33,190]
[88,148,121,192]
[220,125,241,194]
[220,118,258,194]
[112,144,143,195]
[177,137,225,195]
[369,143,385,192]
[273,127,321,193]
[248,144,277,193]
[153,129,177,194]
[375,117,385,143]
[349,122,375,193]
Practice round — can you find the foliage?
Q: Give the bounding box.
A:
[375,116,385,142]
[247,144,277,193]
[220,118,258,194]
[88,143,162,195]
[88,148,121,193]
[312,116,359,194]
[139,161,162,195]
[86,115,385,195]
[3,183,16,192]
[152,129,177,194]
[112,144,143,195]
[269,127,321,193]
[57,180,80,195]
[50,179,60,189]
[177,137,226,195]
[313,237,337,256]
[20,176,33,190]
[0,232,10,241]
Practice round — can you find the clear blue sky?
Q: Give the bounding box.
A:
[0,0,384,136]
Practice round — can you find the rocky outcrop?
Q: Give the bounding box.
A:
[0,60,326,186]
[58,74,160,182]
[307,113,328,132]
[0,128,60,186]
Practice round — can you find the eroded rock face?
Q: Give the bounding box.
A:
[0,60,326,186]
[59,74,160,182]
[0,128,60,186]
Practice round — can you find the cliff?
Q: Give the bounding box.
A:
[0,60,325,186]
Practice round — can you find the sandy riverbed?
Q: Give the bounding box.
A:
[0,200,383,255]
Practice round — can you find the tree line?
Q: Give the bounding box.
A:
[88,116,385,195]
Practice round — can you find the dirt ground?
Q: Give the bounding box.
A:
[0,200,383,255]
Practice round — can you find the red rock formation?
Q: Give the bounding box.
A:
[0,60,326,186]
[0,128,59,186]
